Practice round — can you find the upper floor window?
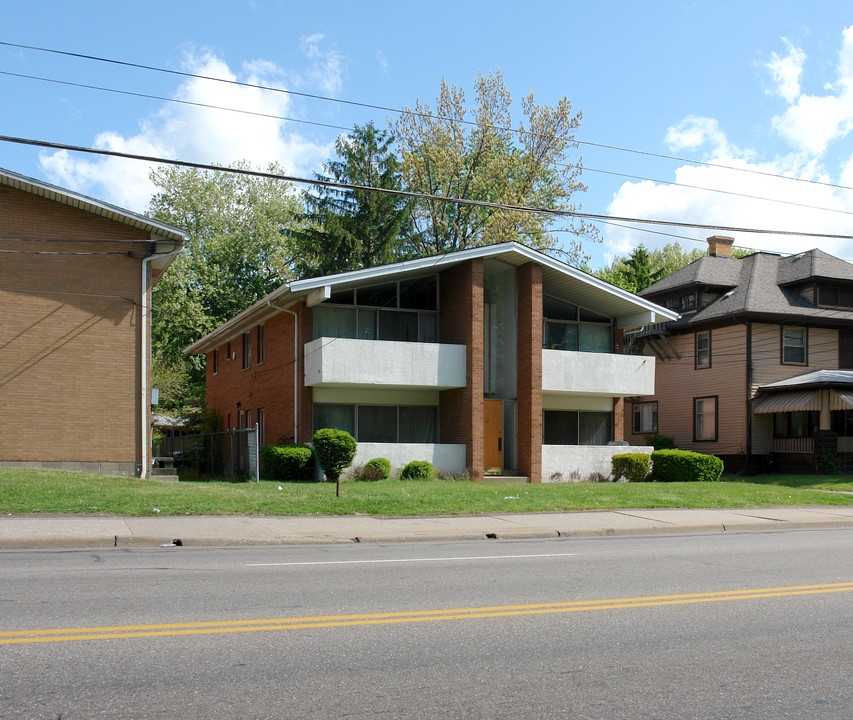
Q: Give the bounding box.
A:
[543,295,612,353]
[632,402,658,434]
[212,349,219,375]
[695,331,711,369]
[781,327,807,365]
[664,293,696,313]
[242,331,251,369]
[543,410,612,445]
[818,285,853,308]
[257,325,265,364]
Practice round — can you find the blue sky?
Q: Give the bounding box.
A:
[3,0,853,269]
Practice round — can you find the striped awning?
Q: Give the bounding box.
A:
[752,390,820,413]
[830,390,853,410]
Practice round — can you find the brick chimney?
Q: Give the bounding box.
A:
[707,235,734,257]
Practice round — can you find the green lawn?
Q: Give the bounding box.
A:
[1,468,852,516]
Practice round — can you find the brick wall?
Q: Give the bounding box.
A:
[0,185,153,470]
[439,259,484,477]
[517,263,543,481]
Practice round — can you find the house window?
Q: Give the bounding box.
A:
[694,396,718,441]
[312,404,438,443]
[257,325,265,364]
[543,410,612,445]
[633,402,658,434]
[695,331,711,369]
[781,327,807,365]
[839,330,853,369]
[242,331,252,369]
[775,411,819,438]
[212,349,219,375]
[542,295,612,354]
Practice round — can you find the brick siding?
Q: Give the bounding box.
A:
[517,263,543,481]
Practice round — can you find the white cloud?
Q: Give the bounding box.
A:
[38,45,340,212]
[606,28,853,262]
[766,39,806,103]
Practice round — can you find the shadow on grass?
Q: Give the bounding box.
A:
[724,474,853,490]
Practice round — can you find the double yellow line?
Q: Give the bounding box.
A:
[3,582,852,646]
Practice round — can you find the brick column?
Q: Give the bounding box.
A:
[612,398,625,442]
[439,259,484,478]
[517,263,543,482]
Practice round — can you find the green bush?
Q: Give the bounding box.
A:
[312,429,357,485]
[650,449,723,482]
[359,457,391,481]
[400,460,435,481]
[261,444,314,482]
[819,454,840,475]
[644,432,677,450]
[611,453,652,482]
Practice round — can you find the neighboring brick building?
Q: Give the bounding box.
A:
[625,236,853,473]
[187,242,675,482]
[0,168,185,477]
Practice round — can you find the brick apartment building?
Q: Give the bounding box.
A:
[186,242,676,481]
[0,167,185,476]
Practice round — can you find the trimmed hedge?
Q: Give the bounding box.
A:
[400,460,434,481]
[650,449,723,482]
[261,444,314,482]
[611,453,652,482]
[644,432,677,450]
[360,457,391,481]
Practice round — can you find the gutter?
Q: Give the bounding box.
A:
[268,297,300,444]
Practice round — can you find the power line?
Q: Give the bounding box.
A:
[6,68,852,220]
[4,39,853,195]
[4,133,853,242]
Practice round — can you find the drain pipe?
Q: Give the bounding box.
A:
[141,247,181,478]
[268,297,299,444]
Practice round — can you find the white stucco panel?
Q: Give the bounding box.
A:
[305,338,466,389]
[542,444,653,483]
[345,443,467,477]
[542,350,655,396]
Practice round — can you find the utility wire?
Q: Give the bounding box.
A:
[4,133,853,241]
[5,68,852,219]
[4,39,853,194]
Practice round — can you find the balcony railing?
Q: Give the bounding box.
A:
[773,437,814,454]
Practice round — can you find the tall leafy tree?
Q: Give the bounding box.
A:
[290,122,413,279]
[147,161,305,413]
[394,69,598,263]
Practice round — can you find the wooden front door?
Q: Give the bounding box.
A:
[484,398,504,473]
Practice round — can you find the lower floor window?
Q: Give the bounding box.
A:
[775,410,819,438]
[694,396,718,441]
[632,402,658,434]
[313,404,438,443]
[543,410,612,445]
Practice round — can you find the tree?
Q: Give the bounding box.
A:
[312,428,357,497]
[147,162,305,414]
[393,69,598,263]
[290,122,413,278]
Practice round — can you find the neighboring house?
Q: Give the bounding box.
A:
[625,235,853,473]
[186,242,676,482]
[0,167,185,477]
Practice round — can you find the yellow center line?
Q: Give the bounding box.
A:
[3,581,852,645]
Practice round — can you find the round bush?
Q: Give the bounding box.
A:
[611,452,652,482]
[650,449,723,482]
[312,428,357,483]
[261,444,314,482]
[400,460,434,481]
[361,457,391,481]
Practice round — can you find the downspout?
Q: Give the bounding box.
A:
[141,246,181,478]
[268,297,299,444]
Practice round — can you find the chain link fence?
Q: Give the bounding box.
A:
[154,427,259,481]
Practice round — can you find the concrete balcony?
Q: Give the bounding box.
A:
[542,349,655,397]
[304,337,467,390]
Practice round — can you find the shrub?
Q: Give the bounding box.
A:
[650,449,723,482]
[644,432,677,450]
[312,429,357,495]
[261,444,314,482]
[359,457,391,481]
[819,454,840,475]
[400,460,434,481]
[611,453,652,482]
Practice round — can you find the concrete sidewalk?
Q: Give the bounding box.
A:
[3,506,853,549]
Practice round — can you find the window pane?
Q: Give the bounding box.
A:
[314,306,356,339]
[696,331,710,367]
[579,324,611,353]
[378,310,418,342]
[633,403,657,433]
[543,410,578,445]
[399,406,438,443]
[328,289,354,305]
[400,276,437,310]
[578,307,610,323]
[543,295,577,321]
[357,282,397,308]
[579,412,612,445]
[357,308,377,340]
[419,313,438,343]
[544,321,567,350]
[782,328,806,364]
[695,397,717,441]
[313,404,355,436]
[357,406,397,443]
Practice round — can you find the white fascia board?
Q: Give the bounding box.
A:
[306,285,331,307]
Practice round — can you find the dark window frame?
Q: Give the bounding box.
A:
[693,395,719,442]
[257,325,265,364]
[241,331,252,370]
[781,326,808,366]
[632,401,658,434]
[212,349,219,375]
[695,330,711,369]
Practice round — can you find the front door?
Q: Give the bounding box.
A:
[484,398,503,474]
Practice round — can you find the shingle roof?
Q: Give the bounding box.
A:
[641,250,853,329]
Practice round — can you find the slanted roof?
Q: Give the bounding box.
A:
[0,166,186,246]
[185,241,678,356]
[642,250,853,330]
[759,369,853,391]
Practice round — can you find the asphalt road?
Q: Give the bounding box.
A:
[3,529,853,719]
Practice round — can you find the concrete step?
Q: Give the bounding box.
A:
[480,476,530,484]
